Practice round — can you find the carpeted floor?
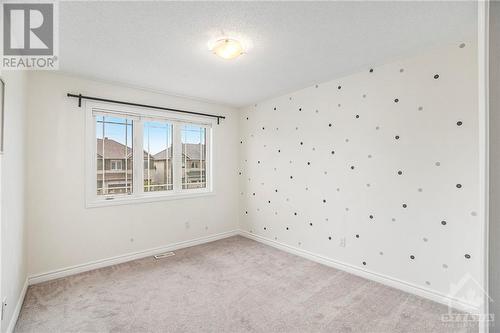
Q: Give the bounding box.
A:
[15,236,477,333]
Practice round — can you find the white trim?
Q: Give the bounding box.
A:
[86,190,216,208]
[6,277,28,333]
[239,230,480,314]
[28,230,238,285]
[477,1,490,333]
[88,101,216,126]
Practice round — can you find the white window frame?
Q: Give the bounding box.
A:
[110,160,122,171]
[85,101,214,208]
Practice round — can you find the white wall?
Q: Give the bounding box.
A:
[239,43,482,309]
[25,72,240,277]
[1,71,28,332]
[489,2,500,331]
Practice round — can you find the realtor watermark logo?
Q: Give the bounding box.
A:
[1,1,59,70]
[441,274,494,328]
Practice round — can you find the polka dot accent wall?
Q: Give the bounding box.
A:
[238,44,481,302]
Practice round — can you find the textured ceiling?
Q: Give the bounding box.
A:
[59,1,476,107]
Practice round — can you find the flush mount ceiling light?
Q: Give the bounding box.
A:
[211,38,244,60]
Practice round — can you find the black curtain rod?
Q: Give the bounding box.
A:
[67,93,226,124]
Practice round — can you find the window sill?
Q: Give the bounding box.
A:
[86,190,215,208]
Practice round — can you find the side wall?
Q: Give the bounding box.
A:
[25,72,239,277]
[239,43,482,309]
[1,72,28,332]
[489,1,500,331]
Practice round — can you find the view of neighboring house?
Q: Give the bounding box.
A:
[149,147,173,192]
[154,143,206,190]
[96,138,134,194]
[97,138,206,194]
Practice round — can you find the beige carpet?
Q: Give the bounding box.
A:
[15,236,477,332]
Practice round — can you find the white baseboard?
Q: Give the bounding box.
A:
[28,230,239,285]
[239,230,479,314]
[6,277,28,333]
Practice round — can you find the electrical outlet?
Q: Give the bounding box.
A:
[1,297,7,321]
[339,237,346,248]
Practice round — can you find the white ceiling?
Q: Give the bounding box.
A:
[59,1,477,107]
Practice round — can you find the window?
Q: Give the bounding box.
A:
[144,121,173,192]
[181,125,207,189]
[86,102,213,207]
[111,160,123,171]
[96,115,133,195]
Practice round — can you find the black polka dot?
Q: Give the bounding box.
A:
[245,211,248,214]
[307,162,311,165]
[441,220,447,226]
[362,261,366,265]
[294,212,297,216]
[394,98,399,103]
[329,123,332,127]
[369,215,374,219]
[402,203,407,208]
[355,115,360,119]
[338,85,341,90]
[397,170,403,175]
[323,199,327,203]
[456,184,462,188]
[434,74,439,79]
[300,142,303,145]
[350,166,355,170]
[262,127,265,130]
[286,227,289,230]
[369,68,374,73]
[309,222,313,226]
[355,234,360,238]
[268,200,271,204]
[457,121,463,126]
[410,255,415,260]
[465,254,471,259]
[273,107,276,110]
[331,150,335,155]
[328,236,332,240]
[252,193,255,196]
[299,108,302,111]
[395,135,400,140]
[264,227,267,230]
[290,176,293,179]
[275,189,278,192]
[278,149,281,153]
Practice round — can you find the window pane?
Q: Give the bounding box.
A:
[96,115,133,195]
[144,121,173,192]
[181,125,207,189]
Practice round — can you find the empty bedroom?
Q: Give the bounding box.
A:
[0,1,498,333]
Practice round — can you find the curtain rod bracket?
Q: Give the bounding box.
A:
[78,94,82,108]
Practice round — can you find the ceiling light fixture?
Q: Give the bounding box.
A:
[211,38,244,60]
